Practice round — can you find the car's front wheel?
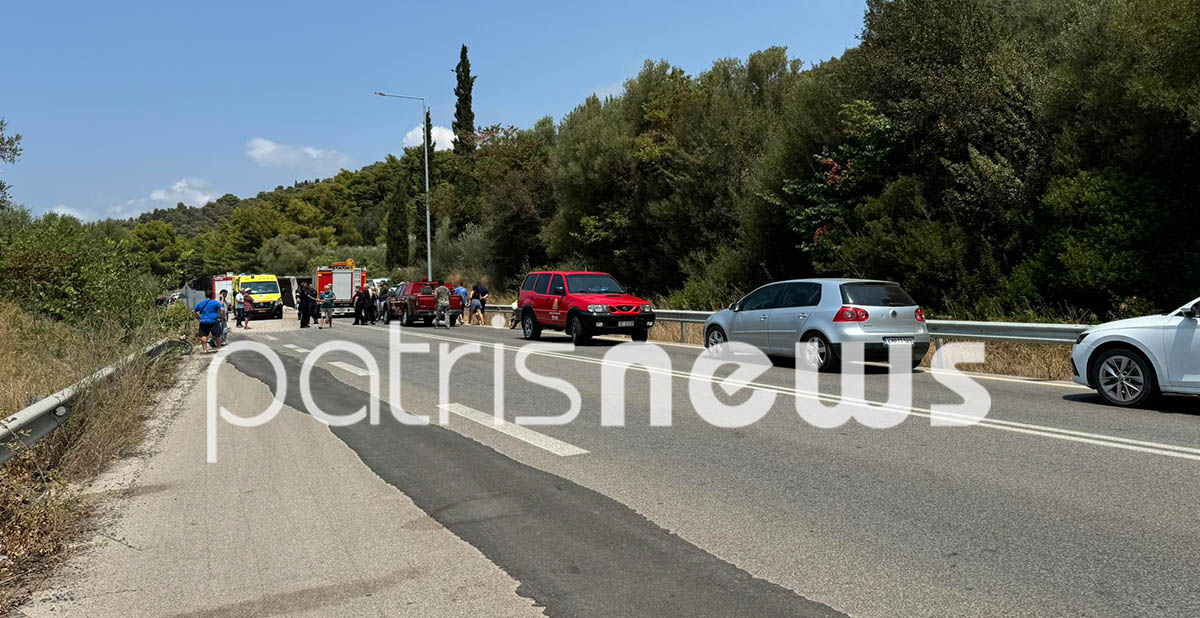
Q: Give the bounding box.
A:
[569,315,591,345]
[522,311,541,340]
[1091,347,1158,407]
[705,326,728,356]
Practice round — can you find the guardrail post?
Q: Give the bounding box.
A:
[679,322,686,343]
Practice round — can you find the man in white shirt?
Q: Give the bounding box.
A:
[234,290,245,328]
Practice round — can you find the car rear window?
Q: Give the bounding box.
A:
[533,273,551,294]
[521,274,537,291]
[840,282,916,307]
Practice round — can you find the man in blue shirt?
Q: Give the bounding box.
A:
[454,282,469,325]
[194,291,223,353]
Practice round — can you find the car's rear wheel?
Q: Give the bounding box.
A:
[383,307,391,324]
[1091,348,1158,408]
[401,306,413,327]
[801,332,839,373]
[569,315,591,345]
[522,311,541,340]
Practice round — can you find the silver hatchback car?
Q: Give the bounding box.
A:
[703,278,930,371]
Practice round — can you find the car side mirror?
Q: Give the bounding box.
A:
[1186,302,1200,319]
[729,302,739,312]
[551,286,565,296]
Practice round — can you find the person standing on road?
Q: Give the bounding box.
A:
[193,291,222,353]
[454,282,469,325]
[234,289,245,328]
[352,286,369,325]
[433,282,452,328]
[468,288,483,326]
[319,284,335,329]
[473,282,489,319]
[297,281,314,328]
[241,289,254,330]
[217,289,231,345]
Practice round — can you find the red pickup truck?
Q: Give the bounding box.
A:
[517,271,655,344]
[385,279,463,326]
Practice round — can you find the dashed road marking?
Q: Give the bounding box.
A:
[282,344,310,353]
[328,361,370,377]
[439,403,590,457]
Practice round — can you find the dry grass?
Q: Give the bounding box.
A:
[0,303,186,610]
[920,339,1074,381]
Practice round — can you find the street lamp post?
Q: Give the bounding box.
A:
[374,91,432,281]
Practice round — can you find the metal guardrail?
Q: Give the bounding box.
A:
[490,306,1090,344]
[925,320,1089,344]
[0,338,178,466]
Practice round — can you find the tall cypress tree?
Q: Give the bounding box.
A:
[452,44,476,157]
[384,175,408,270]
[423,108,436,183]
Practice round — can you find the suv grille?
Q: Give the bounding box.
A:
[615,305,638,313]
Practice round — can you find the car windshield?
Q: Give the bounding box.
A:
[240,281,279,295]
[840,282,916,307]
[566,274,625,294]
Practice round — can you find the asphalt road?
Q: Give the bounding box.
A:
[227,320,1200,617]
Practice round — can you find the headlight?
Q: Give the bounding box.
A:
[1075,332,1089,344]
[643,304,654,312]
[587,304,609,313]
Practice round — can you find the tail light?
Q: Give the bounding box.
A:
[915,308,926,322]
[833,306,870,322]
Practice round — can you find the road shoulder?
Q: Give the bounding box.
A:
[17,355,545,618]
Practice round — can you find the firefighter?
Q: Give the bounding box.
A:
[352,286,370,325]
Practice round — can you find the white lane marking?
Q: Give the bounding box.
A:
[919,367,1088,390]
[439,403,589,457]
[372,325,1200,462]
[282,344,310,353]
[262,335,278,341]
[328,361,370,377]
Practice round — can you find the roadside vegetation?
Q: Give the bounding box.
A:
[0,126,190,609]
[102,0,1198,324]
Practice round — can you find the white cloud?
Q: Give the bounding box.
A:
[51,204,88,220]
[403,125,455,151]
[109,177,216,219]
[245,137,352,175]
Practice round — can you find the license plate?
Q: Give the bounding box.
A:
[618,320,634,328]
[883,337,914,346]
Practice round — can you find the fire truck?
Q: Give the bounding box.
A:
[314,259,368,317]
[212,273,235,300]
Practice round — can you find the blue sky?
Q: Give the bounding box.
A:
[3,0,866,220]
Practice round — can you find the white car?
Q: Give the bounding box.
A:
[1072,297,1200,407]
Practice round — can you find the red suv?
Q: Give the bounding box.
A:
[517,271,655,344]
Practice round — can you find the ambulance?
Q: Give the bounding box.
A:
[234,273,285,319]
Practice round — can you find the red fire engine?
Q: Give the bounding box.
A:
[314,259,368,317]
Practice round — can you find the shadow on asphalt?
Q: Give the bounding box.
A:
[1061,392,1200,416]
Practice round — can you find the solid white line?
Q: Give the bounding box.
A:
[374,325,1200,462]
[282,344,310,353]
[439,403,590,457]
[328,361,370,377]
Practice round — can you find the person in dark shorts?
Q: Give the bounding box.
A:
[473,282,489,318]
[193,291,223,353]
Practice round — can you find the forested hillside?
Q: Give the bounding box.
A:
[71,0,1200,318]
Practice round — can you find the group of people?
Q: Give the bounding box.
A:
[194,279,497,351]
[295,281,337,329]
[192,288,258,353]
